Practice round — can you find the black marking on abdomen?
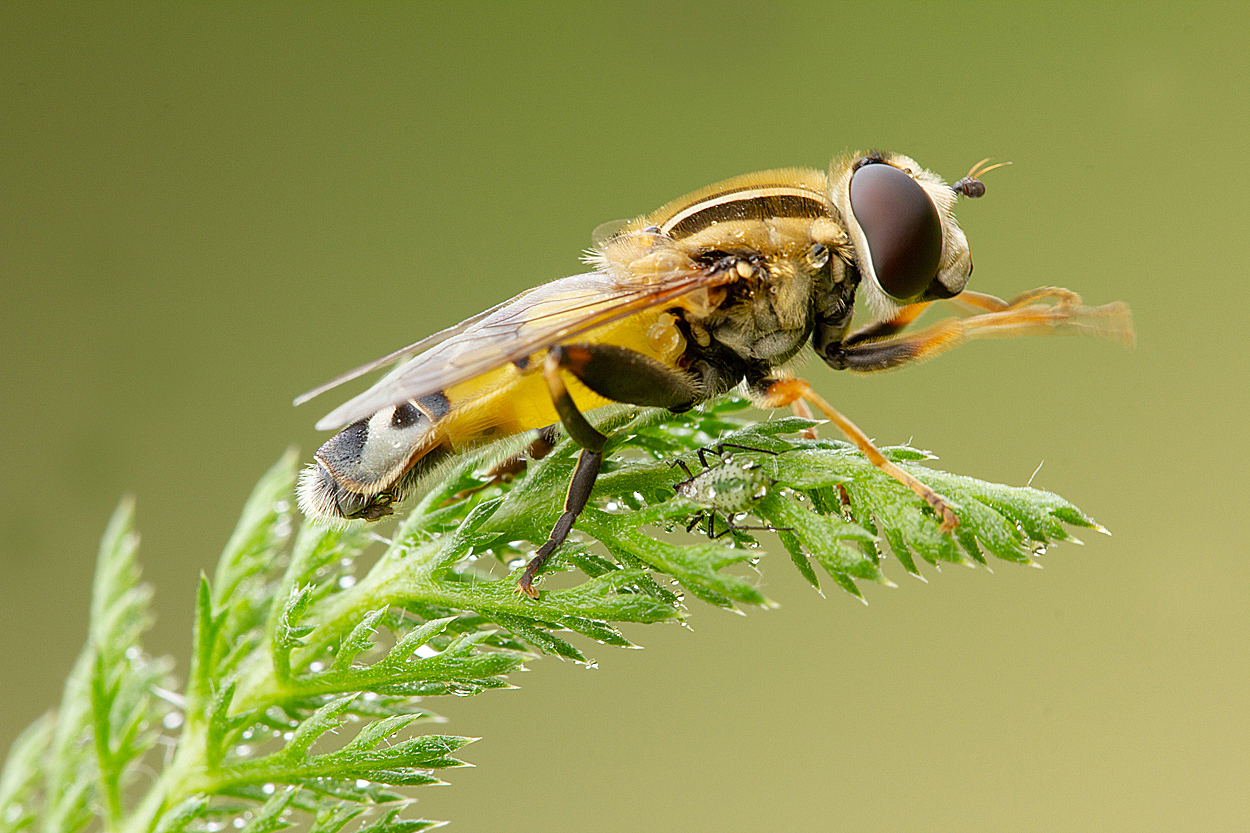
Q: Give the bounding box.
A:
[415,391,451,420]
[391,402,422,428]
[316,419,370,471]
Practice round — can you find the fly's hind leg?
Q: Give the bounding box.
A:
[518,343,703,598]
[447,426,558,503]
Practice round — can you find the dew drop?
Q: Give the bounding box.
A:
[309,661,325,673]
[355,779,370,789]
[232,817,245,828]
[415,644,439,659]
[283,731,294,741]
[125,646,141,660]
[338,575,357,589]
[234,744,252,756]
[162,711,184,729]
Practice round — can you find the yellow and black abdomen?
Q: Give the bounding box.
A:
[297,304,686,524]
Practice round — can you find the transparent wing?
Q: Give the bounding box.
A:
[292,292,535,407]
[311,261,727,431]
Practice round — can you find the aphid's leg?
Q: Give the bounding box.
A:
[528,424,561,459]
[823,298,1134,373]
[759,378,959,532]
[518,343,703,598]
[721,520,794,538]
[670,457,696,482]
[708,509,793,540]
[836,483,853,517]
[713,443,782,457]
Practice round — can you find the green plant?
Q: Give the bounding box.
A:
[0,398,1102,832]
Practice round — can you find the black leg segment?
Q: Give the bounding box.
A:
[518,447,602,598]
[517,342,716,597]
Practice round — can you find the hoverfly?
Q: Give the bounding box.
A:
[296,151,1133,597]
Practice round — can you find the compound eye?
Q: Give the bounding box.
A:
[848,162,943,302]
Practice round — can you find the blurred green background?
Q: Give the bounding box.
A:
[2,2,1247,830]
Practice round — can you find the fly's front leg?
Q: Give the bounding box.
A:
[794,290,1132,529]
[518,343,703,598]
[843,300,934,347]
[953,286,1083,314]
[821,295,1133,373]
[757,378,959,532]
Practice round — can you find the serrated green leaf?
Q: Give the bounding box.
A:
[309,803,365,833]
[283,695,357,758]
[585,515,766,608]
[3,398,1108,833]
[213,451,298,606]
[0,714,53,833]
[331,607,389,672]
[237,786,298,833]
[489,613,584,660]
[384,617,458,665]
[357,807,444,833]
[340,716,419,754]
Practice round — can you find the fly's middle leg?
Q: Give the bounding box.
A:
[758,377,959,532]
[518,343,704,598]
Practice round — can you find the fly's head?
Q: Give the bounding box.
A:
[827,151,995,321]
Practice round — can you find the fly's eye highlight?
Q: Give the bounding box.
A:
[848,162,942,302]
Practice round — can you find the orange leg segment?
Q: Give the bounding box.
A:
[790,397,819,440]
[761,378,959,532]
[830,297,1133,374]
